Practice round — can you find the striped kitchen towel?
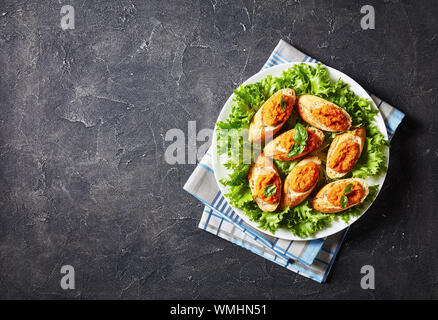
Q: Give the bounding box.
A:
[184,39,405,283]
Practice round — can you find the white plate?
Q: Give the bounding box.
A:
[211,62,389,241]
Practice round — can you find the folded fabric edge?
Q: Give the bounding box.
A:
[183,186,323,267]
[321,227,349,283]
[199,207,327,283]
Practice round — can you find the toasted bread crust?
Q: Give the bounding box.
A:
[296,95,352,132]
[248,154,281,212]
[326,127,366,179]
[312,178,369,213]
[264,127,325,161]
[248,89,296,142]
[281,156,321,209]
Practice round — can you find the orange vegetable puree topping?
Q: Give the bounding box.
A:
[311,104,347,131]
[279,130,319,155]
[255,172,280,204]
[263,95,291,126]
[290,163,319,193]
[278,130,295,150]
[328,141,360,173]
[327,181,364,207]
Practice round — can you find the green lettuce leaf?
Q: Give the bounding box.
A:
[284,201,335,238]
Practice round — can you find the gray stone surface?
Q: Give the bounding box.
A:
[0,0,437,299]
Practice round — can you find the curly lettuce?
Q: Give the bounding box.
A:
[217,63,388,238]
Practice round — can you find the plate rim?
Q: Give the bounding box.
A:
[211,62,389,241]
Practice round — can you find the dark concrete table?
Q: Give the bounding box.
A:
[0,0,437,299]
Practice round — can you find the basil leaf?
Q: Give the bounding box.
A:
[340,195,348,208]
[287,123,308,158]
[280,96,287,110]
[288,143,306,158]
[263,184,277,198]
[295,123,308,142]
[343,183,353,195]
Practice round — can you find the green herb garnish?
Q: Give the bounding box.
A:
[263,184,277,198]
[287,123,308,158]
[340,195,348,208]
[280,96,287,110]
[340,183,354,208]
[343,183,353,195]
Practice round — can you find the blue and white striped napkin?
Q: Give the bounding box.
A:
[184,39,405,283]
